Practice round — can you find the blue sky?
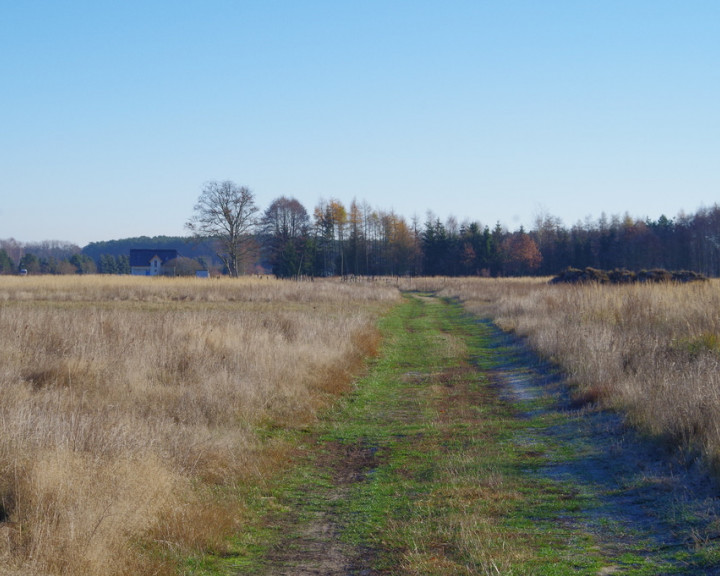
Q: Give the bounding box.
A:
[1,1,718,245]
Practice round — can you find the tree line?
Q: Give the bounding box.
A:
[0,236,218,276]
[186,181,720,278]
[532,207,720,277]
[0,240,129,275]
[259,201,720,279]
[2,182,720,277]
[0,239,102,275]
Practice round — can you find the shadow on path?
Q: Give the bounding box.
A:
[479,318,720,574]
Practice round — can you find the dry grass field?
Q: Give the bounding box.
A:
[4,274,720,574]
[0,275,399,575]
[435,277,720,473]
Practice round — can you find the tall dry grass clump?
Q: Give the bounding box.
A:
[439,277,720,473]
[0,275,398,575]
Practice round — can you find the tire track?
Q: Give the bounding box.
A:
[481,319,720,574]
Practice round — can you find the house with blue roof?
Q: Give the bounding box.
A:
[129,249,179,276]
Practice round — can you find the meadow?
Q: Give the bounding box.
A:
[0,275,399,575]
[3,274,720,574]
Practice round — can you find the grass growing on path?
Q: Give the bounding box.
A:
[192,292,720,575]
[324,293,602,575]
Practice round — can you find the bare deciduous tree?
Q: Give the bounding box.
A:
[185,181,259,277]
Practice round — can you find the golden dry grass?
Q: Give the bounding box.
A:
[0,275,399,575]
[435,277,720,473]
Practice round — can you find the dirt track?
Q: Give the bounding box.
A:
[258,440,380,575]
[253,297,720,575]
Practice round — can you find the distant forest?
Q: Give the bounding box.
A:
[1,201,720,278]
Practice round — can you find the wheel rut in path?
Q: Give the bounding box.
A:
[256,438,380,576]
[482,319,720,574]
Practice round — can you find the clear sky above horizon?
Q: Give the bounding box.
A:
[1,1,718,246]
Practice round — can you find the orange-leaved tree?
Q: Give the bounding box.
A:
[502,228,542,276]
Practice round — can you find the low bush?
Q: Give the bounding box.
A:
[551,267,708,285]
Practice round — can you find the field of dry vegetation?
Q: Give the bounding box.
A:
[0,275,399,575]
[434,277,720,473]
[4,274,720,575]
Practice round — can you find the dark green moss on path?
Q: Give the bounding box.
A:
[188,293,720,575]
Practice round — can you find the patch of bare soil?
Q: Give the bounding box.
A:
[482,319,720,573]
[258,440,381,576]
